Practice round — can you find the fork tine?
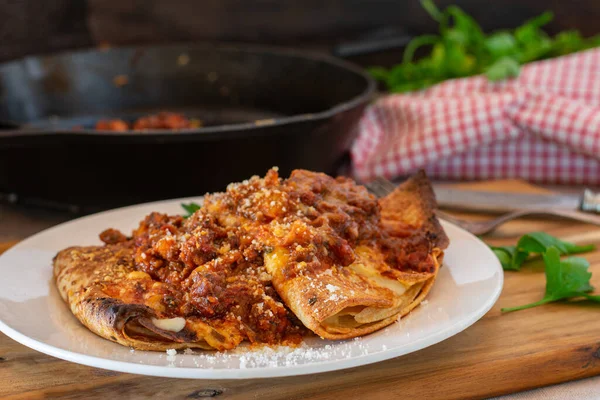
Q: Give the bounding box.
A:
[374,177,397,193]
[364,178,390,198]
[364,183,383,198]
[364,176,399,198]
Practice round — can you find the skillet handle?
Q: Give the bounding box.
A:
[331,27,412,58]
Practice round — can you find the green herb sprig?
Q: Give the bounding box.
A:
[491,232,594,271]
[181,202,201,218]
[502,246,600,312]
[489,232,598,312]
[370,0,600,92]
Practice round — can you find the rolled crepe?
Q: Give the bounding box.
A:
[264,171,448,339]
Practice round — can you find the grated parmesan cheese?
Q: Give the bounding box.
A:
[166,335,388,369]
[325,284,339,293]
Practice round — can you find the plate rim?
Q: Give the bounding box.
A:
[0,198,504,379]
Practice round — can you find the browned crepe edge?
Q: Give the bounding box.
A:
[288,258,440,340]
[380,169,449,250]
[53,246,219,351]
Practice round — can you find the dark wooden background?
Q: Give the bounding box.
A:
[1,0,599,65]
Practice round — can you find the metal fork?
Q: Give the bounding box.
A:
[365,177,600,235]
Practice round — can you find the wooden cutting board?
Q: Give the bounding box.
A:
[2,180,600,399]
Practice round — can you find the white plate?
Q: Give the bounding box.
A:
[0,197,503,379]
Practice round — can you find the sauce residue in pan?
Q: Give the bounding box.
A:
[94,112,202,131]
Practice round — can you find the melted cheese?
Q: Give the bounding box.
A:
[350,245,408,296]
[151,317,186,332]
[349,263,407,296]
[264,247,289,275]
[127,271,151,280]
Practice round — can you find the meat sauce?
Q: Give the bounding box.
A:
[95,112,201,131]
[99,168,435,345]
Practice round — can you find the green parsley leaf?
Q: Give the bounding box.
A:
[484,32,518,59]
[402,35,440,65]
[490,232,595,271]
[501,247,599,312]
[369,3,600,93]
[421,0,444,22]
[441,6,485,49]
[511,249,530,271]
[514,11,553,47]
[490,245,517,270]
[181,202,201,218]
[485,56,521,81]
[581,293,600,302]
[549,30,600,57]
[517,232,595,255]
[366,66,390,83]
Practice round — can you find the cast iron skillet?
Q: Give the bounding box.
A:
[0,43,375,212]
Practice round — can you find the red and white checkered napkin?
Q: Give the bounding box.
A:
[351,49,600,185]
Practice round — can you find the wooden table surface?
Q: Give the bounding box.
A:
[2,180,600,399]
